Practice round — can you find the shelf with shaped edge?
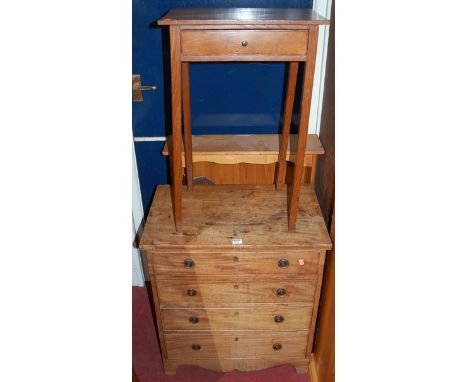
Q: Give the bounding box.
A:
[162,133,324,166]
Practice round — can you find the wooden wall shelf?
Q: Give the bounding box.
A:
[162,134,324,166]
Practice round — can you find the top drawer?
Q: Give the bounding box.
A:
[149,250,321,278]
[180,29,308,60]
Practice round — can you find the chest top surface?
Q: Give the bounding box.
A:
[140,185,331,251]
[158,8,329,26]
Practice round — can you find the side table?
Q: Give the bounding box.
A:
[158,8,329,231]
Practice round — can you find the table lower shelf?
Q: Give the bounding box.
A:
[162,133,324,166]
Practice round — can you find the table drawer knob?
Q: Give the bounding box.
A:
[189,316,199,324]
[241,40,248,47]
[274,315,284,323]
[184,259,194,268]
[276,288,286,297]
[273,343,282,351]
[192,344,201,351]
[187,288,197,296]
[278,259,289,268]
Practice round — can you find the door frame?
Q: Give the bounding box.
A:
[309,0,333,135]
[132,142,145,286]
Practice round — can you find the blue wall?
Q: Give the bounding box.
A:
[133,0,313,214]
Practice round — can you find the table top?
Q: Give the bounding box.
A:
[158,8,329,26]
[139,184,332,250]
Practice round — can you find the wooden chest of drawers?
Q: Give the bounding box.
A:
[140,184,332,374]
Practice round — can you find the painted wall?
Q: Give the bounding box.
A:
[133,0,315,214]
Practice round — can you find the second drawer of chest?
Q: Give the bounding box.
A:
[156,279,317,308]
[161,306,313,331]
[150,251,320,277]
[164,332,308,359]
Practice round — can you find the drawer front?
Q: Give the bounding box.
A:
[162,306,313,331]
[157,279,316,308]
[164,333,307,359]
[181,30,308,58]
[151,251,320,277]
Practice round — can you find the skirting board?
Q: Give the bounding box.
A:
[309,353,319,382]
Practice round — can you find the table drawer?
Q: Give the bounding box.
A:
[165,332,307,359]
[162,306,312,331]
[151,251,320,277]
[157,279,316,308]
[181,29,308,58]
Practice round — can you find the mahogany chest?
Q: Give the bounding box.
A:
[140,184,332,374]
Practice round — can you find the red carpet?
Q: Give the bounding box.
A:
[133,286,310,382]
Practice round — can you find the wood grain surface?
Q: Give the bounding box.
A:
[149,249,320,277]
[276,62,299,188]
[162,134,324,166]
[156,279,316,308]
[289,26,319,231]
[164,332,308,359]
[169,25,183,231]
[181,62,193,191]
[139,184,331,250]
[161,306,313,331]
[181,29,308,59]
[158,8,329,25]
[190,162,315,185]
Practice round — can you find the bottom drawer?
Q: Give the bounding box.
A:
[164,332,308,359]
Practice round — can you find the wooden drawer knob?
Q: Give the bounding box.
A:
[274,315,284,323]
[189,316,199,324]
[276,288,286,297]
[272,343,282,351]
[241,40,248,47]
[192,344,201,351]
[184,259,194,268]
[187,288,197,296]
[278,259,289,268]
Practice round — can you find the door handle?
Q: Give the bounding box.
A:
[132,74,157,102]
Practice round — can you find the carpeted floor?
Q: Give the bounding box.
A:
[132,286,310,382]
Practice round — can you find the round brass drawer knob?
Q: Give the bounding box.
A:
[274,315,284,323]
[192,344,201,351]
[187,288,197,296]
[184,259,194,268]
[241,40,248,47]
[276,288,286,297]
[273,343,282,351]
[189,316,199,324]
[278,259,289,268]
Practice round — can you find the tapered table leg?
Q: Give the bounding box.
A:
[181,62,193,191]
[289,26,319,231]
[169,26,183,231]
[275,61,298,190]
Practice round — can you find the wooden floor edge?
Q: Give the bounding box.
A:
[309,353,319,382]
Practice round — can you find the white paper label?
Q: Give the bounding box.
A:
[232,238,243,245]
